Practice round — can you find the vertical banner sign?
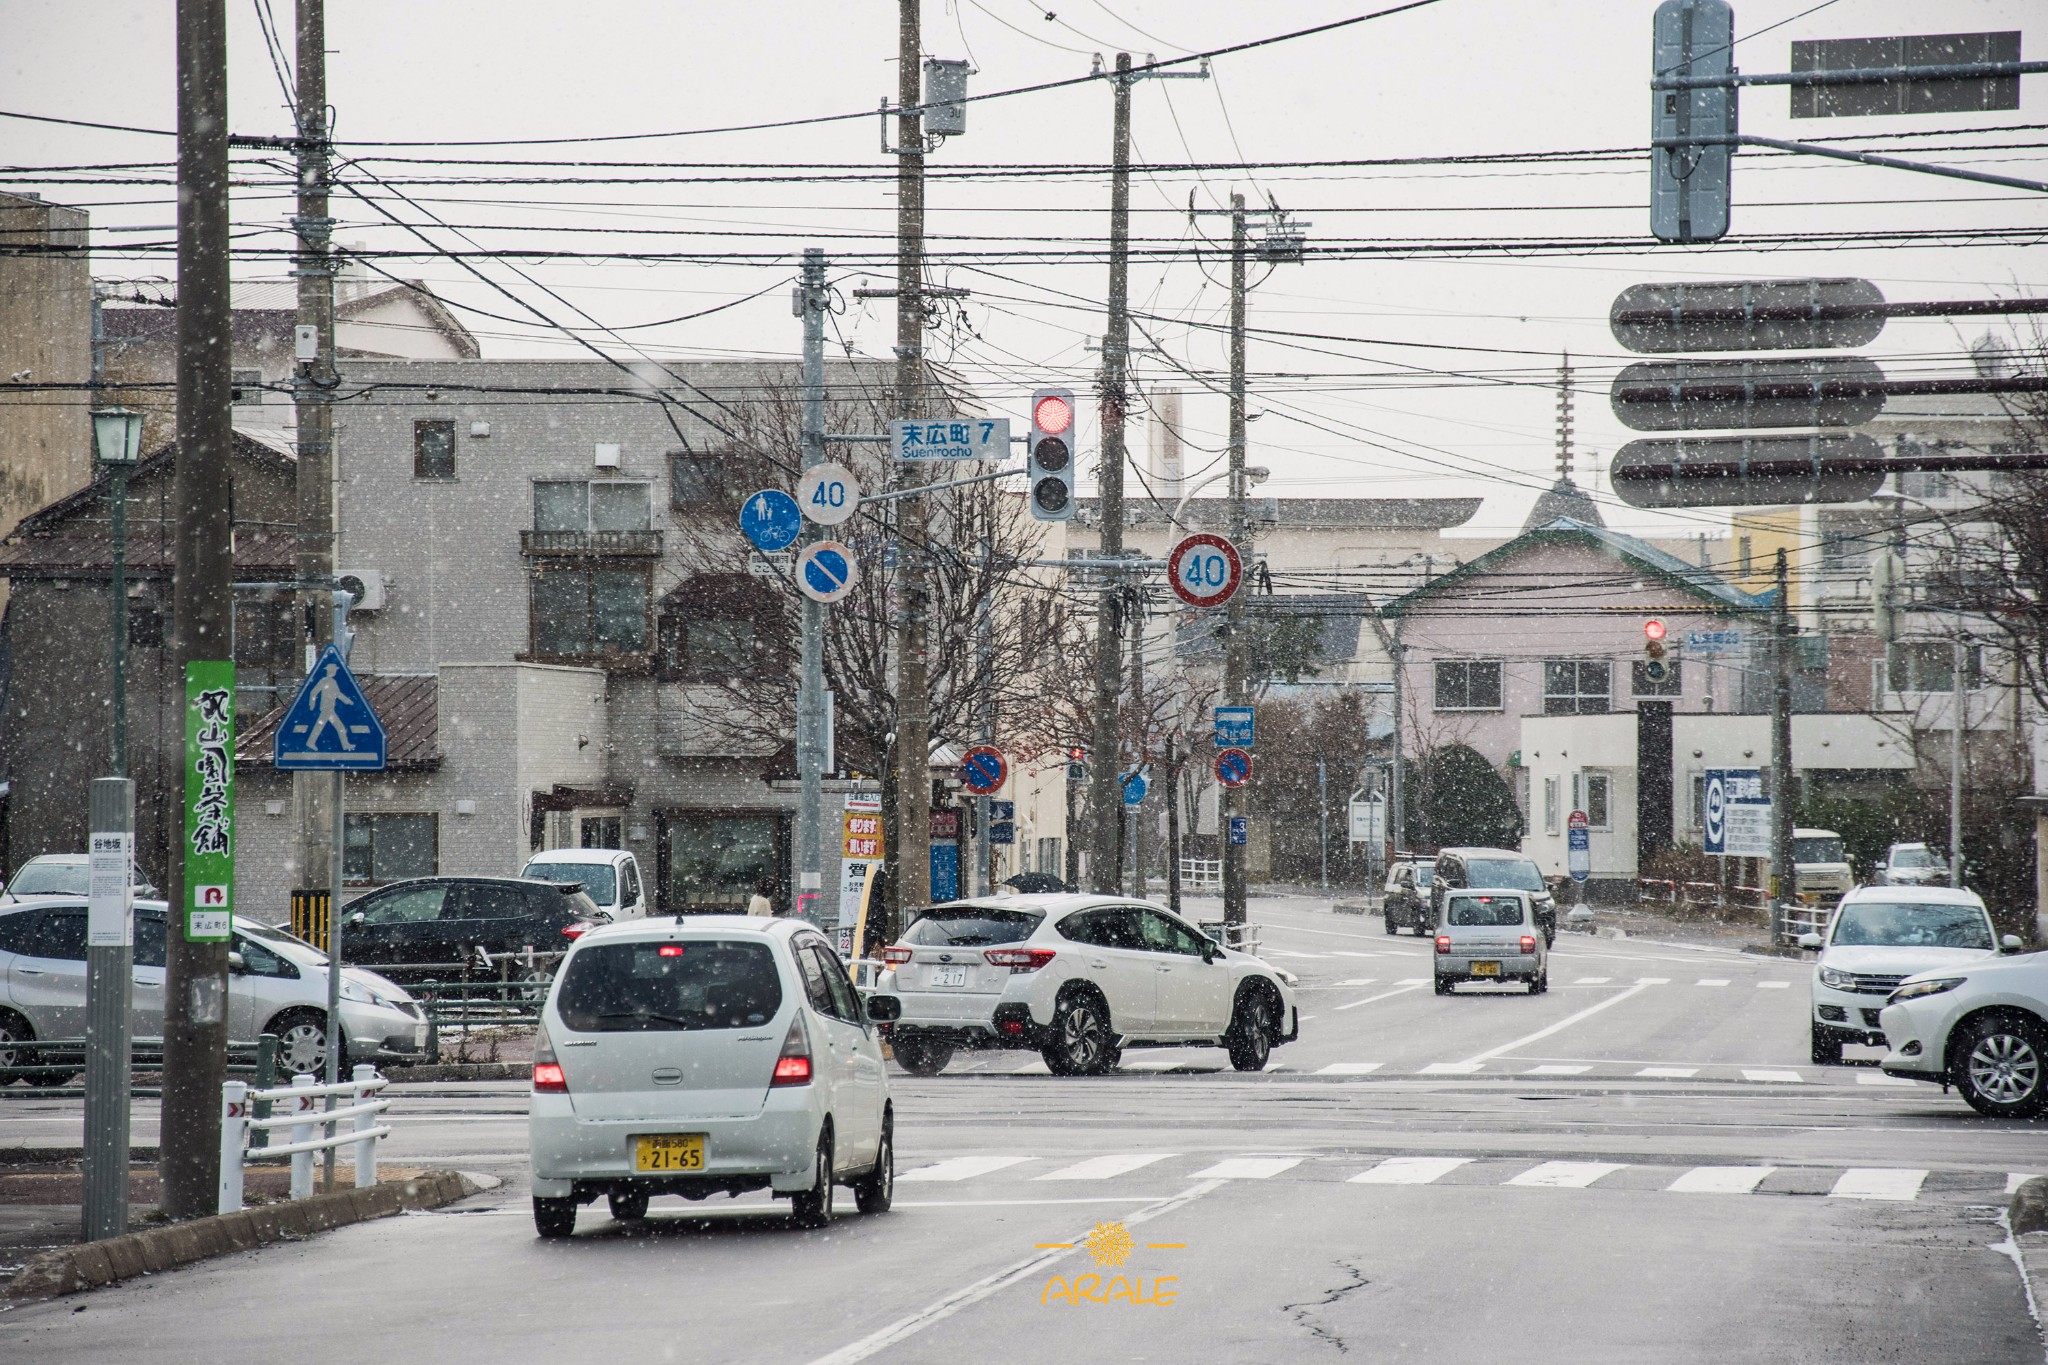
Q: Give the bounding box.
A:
[184,661,235,941]
[840,795,884,957]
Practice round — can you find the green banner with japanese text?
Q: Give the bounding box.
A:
[183,660,235,941]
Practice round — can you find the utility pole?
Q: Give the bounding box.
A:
[1769,547,1795,947]
[890,0,931,934]
[1951,578,1966,889]
[161,0,235,1221]
[293,0,339,942]
[1128,588,1145,895]
[1166,734,1182,916]
[1221,194,1250,931]
[1389,628,1405,865]
[797,248,828,926]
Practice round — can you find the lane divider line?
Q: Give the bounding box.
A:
[1456,980,1654,1065]
[1335,982,1426,1012]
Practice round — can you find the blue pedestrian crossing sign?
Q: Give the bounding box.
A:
[739,489,803,553]
[273,645,386,771]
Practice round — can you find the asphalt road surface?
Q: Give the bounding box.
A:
[4,896,2043,1363]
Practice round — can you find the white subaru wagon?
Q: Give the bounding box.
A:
[528,916,896,1237]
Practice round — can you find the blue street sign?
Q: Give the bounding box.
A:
[273,644,386,771]
[989,821,1015,846]
[1122,772,1149,807]
[1214,706,1255,748]
[796,540,858,604]
[989,800,1015,821]
[739,489,803,553]
[1228,816,1248,846]
[890,417,1011,461]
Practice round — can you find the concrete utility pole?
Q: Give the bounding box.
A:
[797,249,829,924]
[1769,547,1795,946]
[1222,194,1251,930]
[890,0,931,933]
[1951,580,1967,889]
[294,0,338,918]
[161,0,234,1221]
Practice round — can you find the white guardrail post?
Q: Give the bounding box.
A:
[288,1073,318,1200]
[218,1081,248,1214]
[351,1064,380,1188]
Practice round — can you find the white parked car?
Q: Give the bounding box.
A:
[528,915,894,1237]
[2,853,157,902]
[1800,885,2016,1066]
[521,848,649,921]
[1879,943,2045,1118]
[1879,842,1949,887]
[874,894,1298,1077]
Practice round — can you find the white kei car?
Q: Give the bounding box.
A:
[1880,945,2046,1119]
[1799,885,2017,1066]
[874,894,1298,1077]
[528,915,895,1237]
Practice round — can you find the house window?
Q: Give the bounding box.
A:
[1574,772,1611,829]
[532,565,650,659]
[231,369,264,405]
[670,450,743,508]
[414,420,456,480]
[232,597,295,669]
[1433,660,1503,711]
[1543,777,1559,836]
[1691,773,1707,829]
[535,480,650,532]
[1886,641,1982,693]
[657,576,776,681]
[1543,659,1611,715]
[343,813,438,885]
[1631,659,1682,697]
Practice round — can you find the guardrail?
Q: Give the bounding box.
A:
[219,1067,391,1213]
[369,948,568,1031]
[1198,920,1263,957]
[1180,858,1223,892]
[0,1039,265,1098]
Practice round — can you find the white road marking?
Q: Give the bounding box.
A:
[1010,1060,1051,1076]
[1572,977,1613,985]
[1266,950,1330,960]
[1636,977,1672,985]
[1335,983,1425,1011]
[1636,1066,1698,1078]
[1418,1062,1484,1075]
[894,1197,1160,1207]
[898,1155,1034,1183]
[1120,1058,1197,1072]
[1190,1156,1303,1180]
[1856,1072,1918,1087]
[1398,977,1428,986]
[1524,1064,1591,1075]
[1829,1168,1927,1201]
[1667,1166,1774,1194]
[1456,979,1655,1065]
[1034,1154,1176,1181]
[1742,1069,1806,1083]
[1508,1161,1626,1189]
[1350,1157,1472,1185]
[1330,951,1382,958]
[1695,979,1731,987]
[2008,1173,2042,1193]
[1335,978,1377,987]
[1315,1062,1385,1075]
[805,1181,1224,1365]
[1757,981,1792,989]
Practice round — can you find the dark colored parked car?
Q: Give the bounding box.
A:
[1432,847,1557,947]
[1382,860,1435,936]
[338,877,606,980]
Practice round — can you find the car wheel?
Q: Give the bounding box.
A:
[517,967,554,1006]
[607,1188,649,1223]
[854,1111,894,1215]
[1433,977,1454,996]
[0,1011,29,1085]
[892,1035,954,1077]
[1383,913,1397,935]
[268,1009,337,1076]
[1809,1022,1844,1066]
[791,1130,836,1228]
[1529,972,1548,996]
[1042,994,1113,1076]
[1225,990,1274,1072]
[533,1196,578,1239]
[1953,1014,2048,1119]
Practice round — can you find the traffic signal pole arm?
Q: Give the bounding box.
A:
[854,464,1026,506]
[1655,131,2048,197]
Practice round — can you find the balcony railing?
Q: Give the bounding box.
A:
[520,529,663,558]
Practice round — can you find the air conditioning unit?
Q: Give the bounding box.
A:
[335,570,385,612]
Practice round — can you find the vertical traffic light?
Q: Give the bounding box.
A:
[1027,388,1075,522]
[1650,0,1734,244]
[1642,618,1671,683]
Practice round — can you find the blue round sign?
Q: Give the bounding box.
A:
[1215,747,1252,789]
[1122,772,1149,807]
[962,745,1007,795]
[796,540,857,603]
[740,489,802,553]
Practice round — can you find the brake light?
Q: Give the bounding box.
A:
[881,946,913,967]
[658,944,685,957]
[1435,935,1451,955]
[984,947,1057,973]
[562,921,594,940]
[771,1013,812,1087]
[533,1021,567,1092]
[1520,935,1536,954]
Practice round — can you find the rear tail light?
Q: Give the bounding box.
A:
[533,1021,567,1093]
[1435,935,1451,955]
[771,1013,812,1087]
[562,921,595,940]
[1520,935,1536,954]
[880,946,913,967]
[985,947,1057,973]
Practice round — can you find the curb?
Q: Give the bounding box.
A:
[391,1061,533,1083]
[2014,1176,2048,1237]
[2009,1177,2048,1334]
[3,1170,482,1301]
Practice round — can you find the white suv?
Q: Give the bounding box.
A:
[1879,945,2045,1118]
[874,894,1298,1076]
[1800,885,2013,1065]
[528,916,894,1237]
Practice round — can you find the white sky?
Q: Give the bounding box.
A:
[6,0,2045,539]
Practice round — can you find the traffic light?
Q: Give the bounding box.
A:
[1027,388,1075,522]
[1066,745,1086,785]
[1649,0,1734,244]
[1643,619,1672,684]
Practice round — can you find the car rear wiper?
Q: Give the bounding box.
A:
[596,1009,696,1028]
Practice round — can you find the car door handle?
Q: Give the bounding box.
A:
[1088,958,1109,969]
[16,968,43,976]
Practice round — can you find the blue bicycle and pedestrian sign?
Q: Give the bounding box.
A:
[273,644,386,771]
[795,540,858,604]
[739,489,803,553]
[961,746,1007,795]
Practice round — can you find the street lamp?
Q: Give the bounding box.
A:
[92,407,144,776]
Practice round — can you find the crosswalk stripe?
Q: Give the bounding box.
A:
[1120,1058,1192,1071]
[1330,951,1381,958]
[2008,1173,2042,1193]
[1756,981,1792,989]
[1315,1062,1385,1075]
[1350,1157,1472,1185]
[1667,1166,1774,1194]
[1335,978,1377,986]
[1397,977,1428,986]
[1525,1064,1591,1075]
[1508,1161,1626,1189]
[1856,1072,1918,1087]
[1573,977,1613,985]
[1034,1154,1176,1181]
[1636,1066,1697,1078]
[1267,950,1330,960]
[1636,977,1672,985]
[1190,1157,1302,1180]
[1418,1062,1484,1075]
[1695,979,1731,987]
[1829,1168,1927,1201]
[900,1156,1034,1183]
[1742,1069,1805,1083]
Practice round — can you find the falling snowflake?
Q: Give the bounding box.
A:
[1084,1220,1134,1268]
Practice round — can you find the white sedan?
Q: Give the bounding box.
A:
[875,893,1298,1076]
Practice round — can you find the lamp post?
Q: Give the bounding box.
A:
[92,407,145,776]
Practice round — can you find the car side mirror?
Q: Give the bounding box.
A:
[1201,941,1220,964]
[866,994,902,1023]
[226,950,247,974]
[348,911,365,926]
[1797,932,1822,951]
[2001,934,2024,953]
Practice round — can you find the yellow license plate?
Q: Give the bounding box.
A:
[634,1134,706,1173]
[1470,961,1501,977]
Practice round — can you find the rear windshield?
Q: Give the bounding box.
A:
[1462,858,1545,892]
[1448,895,1526,927]
[555,940,783,1032]
[524,861,616,905]
[1831,902,1991,950]
[1891,847,1941,870]
[903,907,1043,947]
[1795,837,1845,865]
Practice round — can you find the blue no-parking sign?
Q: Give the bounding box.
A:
[796,541,857,603]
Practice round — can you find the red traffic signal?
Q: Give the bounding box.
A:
[1643,619,1667,643]
[1032,392,1073,435]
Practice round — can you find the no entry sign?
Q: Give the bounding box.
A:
[1167,533,1242,609]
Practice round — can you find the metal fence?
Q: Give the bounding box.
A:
[0,1038,266,1099]
[219,1067,391,1212]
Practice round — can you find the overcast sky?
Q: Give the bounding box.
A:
[7,0,2045,539]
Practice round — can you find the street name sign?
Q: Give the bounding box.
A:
[891,417,1010,461]
[1213,706,1255,748]
[273,644,387,772]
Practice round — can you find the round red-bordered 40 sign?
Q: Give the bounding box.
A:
[1167,533,1242,609]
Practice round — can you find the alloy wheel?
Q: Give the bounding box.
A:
[1062,1002,1106,1072]
[1967,1031,2041,1105]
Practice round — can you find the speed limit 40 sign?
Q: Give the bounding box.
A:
[1167,532,1242,609]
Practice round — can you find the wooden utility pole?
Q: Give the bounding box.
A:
[1769,547,1796,945]
[890,0,931,932]
[1222,194,1250,929]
